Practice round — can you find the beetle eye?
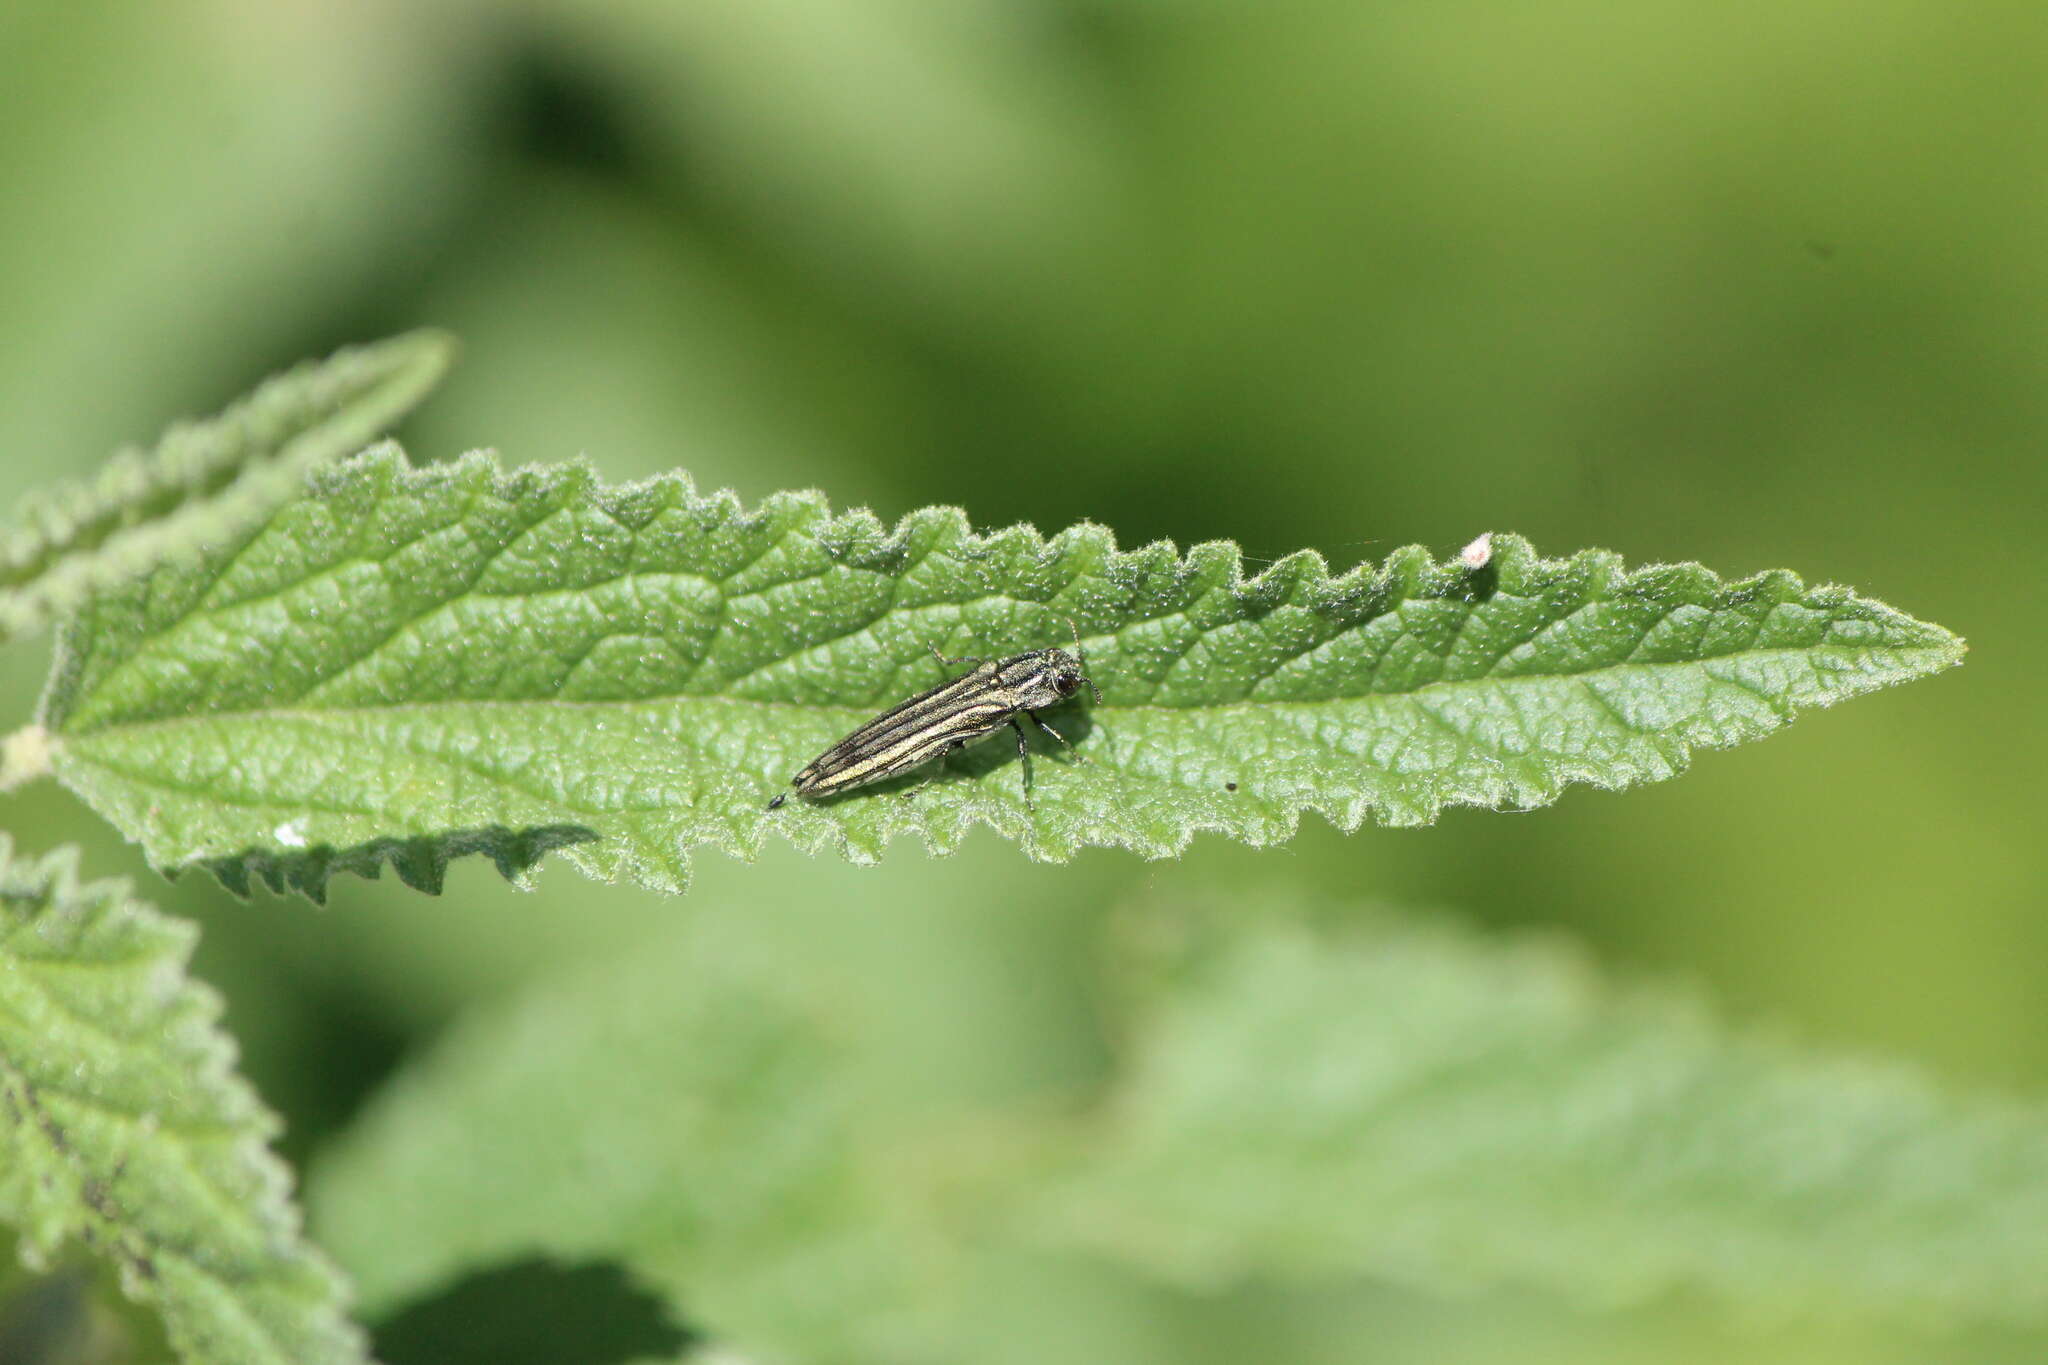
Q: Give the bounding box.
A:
[1056,673,1079,696]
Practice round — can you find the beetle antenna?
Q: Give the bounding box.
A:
[1066,615,1103,704]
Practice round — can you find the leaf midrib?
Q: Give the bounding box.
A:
[56,633,1938,744]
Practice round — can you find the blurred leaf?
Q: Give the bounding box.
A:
[0,330,454,647]
[1028,900,2048,1324]
[309,887,2048,1365]
[41,446,1958,898]
[0,836,368,1365]
[309,906,912,1361]
[528,0,1138,350]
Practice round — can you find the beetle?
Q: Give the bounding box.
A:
[767,625,1100,808]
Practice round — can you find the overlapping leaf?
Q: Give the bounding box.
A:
[0,330,453,646]
[310,905,910,1361]
[42,446,1960,896]
[1027,900,2048,1322]
[0,836,368,1364]
[309,891,2048,1365]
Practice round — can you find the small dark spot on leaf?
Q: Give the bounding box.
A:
[1225,781,1238,792]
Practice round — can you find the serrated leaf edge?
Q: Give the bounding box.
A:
[0,330,455,647]
[47,445,1965,898]
[0,835,370,1363]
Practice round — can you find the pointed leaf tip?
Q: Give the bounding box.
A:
[0,330,455,646]
[40,447,1960,896]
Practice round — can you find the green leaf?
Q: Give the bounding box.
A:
[1025,900,2048,1323]
[309,908,913,1361]
[0,836,369,1364]
[0,330,454,647]
[43,446,1960,897]
[307,890,2048,1364]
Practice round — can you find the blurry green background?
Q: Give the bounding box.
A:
[2,1,2044,1361]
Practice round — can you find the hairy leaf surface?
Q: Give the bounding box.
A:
[43,446,1961,895]
[0,330,453,645]
[0,837,368,1364]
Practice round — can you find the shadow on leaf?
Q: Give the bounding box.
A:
[372,1258,694,1365]
[191,823,601,903]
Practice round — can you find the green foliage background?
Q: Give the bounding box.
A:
[2,3,2043,1361]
